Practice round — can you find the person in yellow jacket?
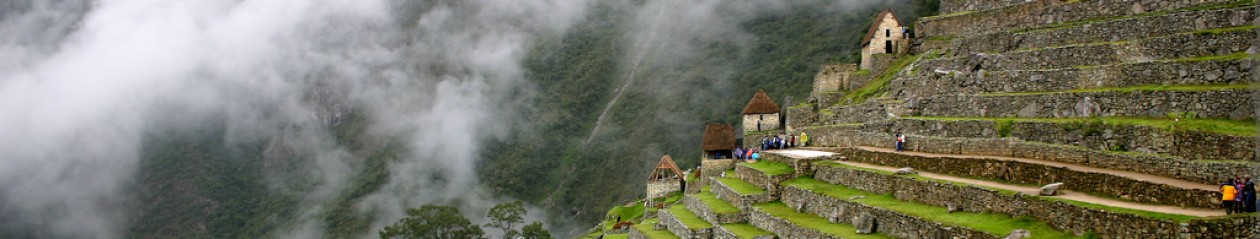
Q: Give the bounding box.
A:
[1222,179,1238,214]
[800,132,809,147]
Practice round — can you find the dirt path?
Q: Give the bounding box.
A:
[845,146,1217,191]
[763,149,1225,217]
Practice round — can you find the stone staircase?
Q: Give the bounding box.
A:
[608,0,1258,238]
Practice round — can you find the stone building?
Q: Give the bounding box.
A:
[741,90,781,132]
[702,123,736,159]
[645,154,684,199]
[860,9,910,71]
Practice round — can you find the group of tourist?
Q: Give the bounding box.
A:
[1221,175,1257,214]
[733,147,760,161]
[759,132,810,150]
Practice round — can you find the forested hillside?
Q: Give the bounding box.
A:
[479,0,939,236]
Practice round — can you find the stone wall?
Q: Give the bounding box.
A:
[658,209,712,239]
[917,0,1240,38]
[711,226,741,239]
[920,30,1256,73]
[736,164,793,198]
[683,195,744,225]
[810,163,1260,238]
[743,113,781,132]
[746,206,841,239]
[785,105,817,131]
[798,127,1254,185]
[913,89,1255,120]
[710,178,776,211]
[760,153,829,178]
[701,159,737,182]
[866,53,898,73]
[952,7,1254,55]
[835,148,1220,208]
[647,180,681,199]
[628,227,650,239]
[896,59,1253,97]
[939,0,1030,14]
[860,118,1257,161]
[780,186,999,239]
[812,64,854,96]
[819,101,896,124]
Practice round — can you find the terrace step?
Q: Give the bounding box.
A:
[804,161,1257,238]
[948,6,1255,54]
[916,0,1246,38]
[909,87,1254,120]
[710,176,775,212]
[734,162,794,197]
[867,117,1257,162]
[793,126,1255,185]
[683,187,744,225]
[781,177,1079,239]
[747,202,892,239]
[899,56,1251,96]
[713,223,773,239]
[658,204,714,239]
[834,146,1221,208]
[917,29,1255,72]
[629,218,681,239]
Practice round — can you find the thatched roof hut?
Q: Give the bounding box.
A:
[742,90,780,115]
[702,123,736,152]
[648,154,683,181]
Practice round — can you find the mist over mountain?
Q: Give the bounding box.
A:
[0,0,936,238]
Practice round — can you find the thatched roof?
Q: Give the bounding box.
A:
[742,90,780,115]
[702,123,736,151]
[648,154,683,181]
[861,9,904,47]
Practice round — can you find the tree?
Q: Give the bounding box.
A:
[379,205,485,239]
[485,201,526,239]
[520,222,552,239]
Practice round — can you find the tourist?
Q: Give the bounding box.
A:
[895,130,906,152]
[800,132,809,147]
[745,148,753,159]
[1236,176,1246,212]
[751,150,760,161]
[1243,176,1256,213]
[1222,179,1238,214]
[789,135,796,148]
[735,147,744,160]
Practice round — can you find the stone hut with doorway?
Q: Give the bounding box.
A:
[860,9,910,71]
[742,90,781,133]
[645,154,684,199]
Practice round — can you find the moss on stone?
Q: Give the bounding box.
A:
[719,223,773,239]
[754,202,892,239]
[667,204,712,229]
[742,161,795,176]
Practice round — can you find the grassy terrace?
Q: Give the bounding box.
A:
[783,178,1083,239]
[843,54,920,105]
[976,83,1251,97]
[755,202,892,239]
[715,177,766,196]
[633,218,681,239]
[720,223,773,239]
[741,161,794,176]
[1011,0,1254,33]
[666,204,712,229]
[906,116,1258,137]
[814,161,1205,221]
[697,186,740,214]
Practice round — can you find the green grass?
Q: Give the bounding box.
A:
[715,177,766,195]
[843,54,920,105]
[853,69,872,75]
[783,178,1082,238]
[633,218,681,239]
[602,234,630,239]
[906,116,1257,137]
[1170,52,1250,63]
[755,202,892,239]
[607,203,646,222]
[697,187,740,214]
[978,83,1250,96]
[741,161,795,176]
[720,223,773,239]
[666,204,713,229]
[1193,25,1259,35]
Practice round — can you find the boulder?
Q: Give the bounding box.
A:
[1039,182,1064,196]
[1004,229,1031,239]
[894,167,917,175]
[947,203,961,213]
[849,195,866,200]
[828,206,846,224]
[853,212,875,234]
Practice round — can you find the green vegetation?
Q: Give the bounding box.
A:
[1037,197,1197,222]
[720,223,773,239]
[666,204,713,229]
[1192,25,1259,35]
[1169,52,1251,63]
[633,219,681,239]
[715,177,766,196]
[978,83,1249,96]
[379,205,487,239]
[602,234,630,239]
[995,119,1015,137]
[754,202,892,239]
[907,116,1257,137]
[783,178,1082,239]
[842,54,921,105]
[696,187,741,214]
[741,161,795,176]
[607,204,646,222]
